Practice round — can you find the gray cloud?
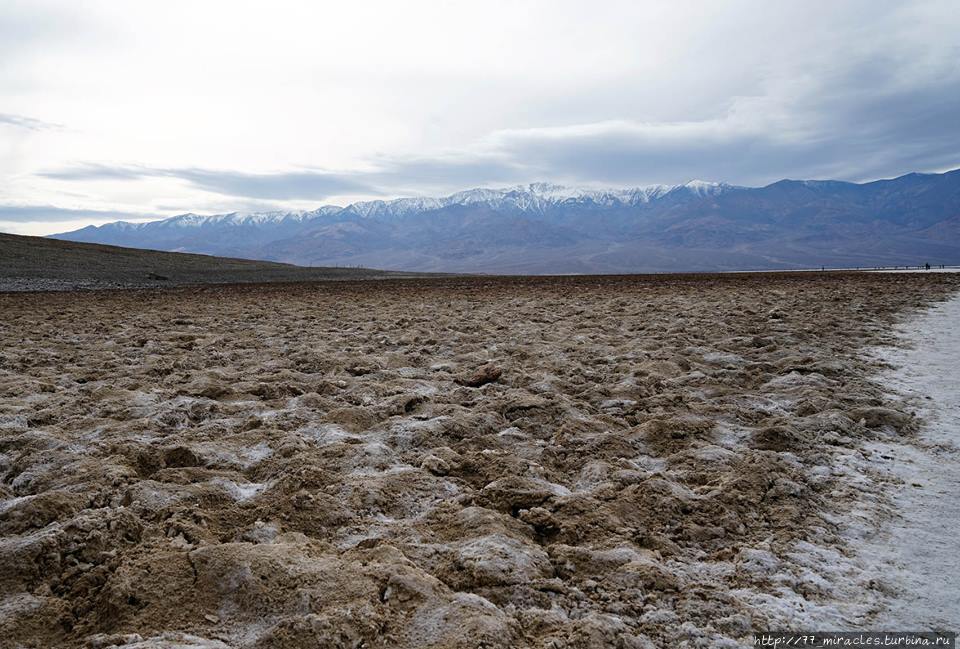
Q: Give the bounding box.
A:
[169,169,378,200]
[40,49,960,201]
[40,157,530,202]
[480,53,960,187]
[42,86,960,203]
[0,113,61,131]
[39,163,143,181]
[33,5,960,201]
[0,205,145,223]
[41,164,380,200]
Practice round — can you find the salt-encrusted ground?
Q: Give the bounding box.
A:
[1,273,957,648]
[828,294,960,630]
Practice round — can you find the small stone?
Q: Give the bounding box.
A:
[204,614,220,624]
[455,364,502,388]
[420,454,450,476]
[519,506,559,531]
[87,634,143,648]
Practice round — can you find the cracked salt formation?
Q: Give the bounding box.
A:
[0,273,958,648]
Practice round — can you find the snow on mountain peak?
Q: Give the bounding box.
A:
[678,180,727,197]
[113,179,736,230]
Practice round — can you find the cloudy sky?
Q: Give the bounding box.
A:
[2,0,959,235]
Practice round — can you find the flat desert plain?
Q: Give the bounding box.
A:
[1,273,958,648]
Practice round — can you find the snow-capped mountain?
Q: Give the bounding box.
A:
[50,171,960,273]
[71,181,735,231]
[340,180,733,218]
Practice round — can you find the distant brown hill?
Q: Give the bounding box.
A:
[0,233,432,291]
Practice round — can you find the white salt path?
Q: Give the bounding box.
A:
[866,294,960,629]
[872,268,960,274]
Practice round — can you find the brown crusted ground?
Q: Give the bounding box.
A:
[1,272,958,649]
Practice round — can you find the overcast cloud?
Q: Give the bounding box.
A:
[2,0,959,234]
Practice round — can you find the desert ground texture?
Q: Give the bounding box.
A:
[1,273,958,648]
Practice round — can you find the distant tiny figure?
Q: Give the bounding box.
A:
[925,262,931,270]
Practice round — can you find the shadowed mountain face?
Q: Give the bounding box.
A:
[51,170,960,273]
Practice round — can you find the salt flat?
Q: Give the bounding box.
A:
[1,272,958,648]
[849,295,960,629]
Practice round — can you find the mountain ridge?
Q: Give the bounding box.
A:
[50,169,960,273]
[60,180,740,232]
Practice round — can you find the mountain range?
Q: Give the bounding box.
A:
[51,170,960,273]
